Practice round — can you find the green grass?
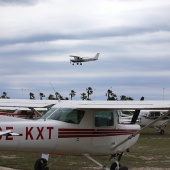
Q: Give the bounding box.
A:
[1,123,170,170]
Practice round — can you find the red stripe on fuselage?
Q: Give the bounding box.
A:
[58,128,138,138]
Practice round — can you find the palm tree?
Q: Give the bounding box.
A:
[55,92,66,100]
[106,89,112,100]
[39,92,45,100]
[80,93,87,100]
[120,95,127,100]
[48,94,55,100]
[86,87,93,100]
[120,95,134,101]
[55,92,61,100]
[1,92,10,99]
[106,89,117,100]
[29,92,35,100]
[69,90,76,100]
[1,92,7,98]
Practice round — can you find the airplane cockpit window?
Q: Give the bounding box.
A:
[115,110,120,123]
[149,111,161,118]
[41,108,85,124]
[95,111,113,127]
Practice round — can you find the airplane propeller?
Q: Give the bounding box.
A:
[131,96,144,124]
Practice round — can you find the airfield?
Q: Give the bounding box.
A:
[0,121,170,170]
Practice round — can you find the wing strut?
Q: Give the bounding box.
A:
[112,109,170,150]
[83,154,109,170]
[131,96,144,124]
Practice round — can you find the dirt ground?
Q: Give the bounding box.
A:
[0,167,19,170]
[1,167,170,170]
[131,168,170,170]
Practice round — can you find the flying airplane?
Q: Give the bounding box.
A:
[0,99,170,170]
[70,53,100,65]
[119,110,169,134]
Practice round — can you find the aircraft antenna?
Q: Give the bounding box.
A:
[49,82,61,101]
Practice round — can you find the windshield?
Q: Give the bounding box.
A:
[41,108,85,124]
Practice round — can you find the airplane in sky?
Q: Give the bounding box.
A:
[119,110,169,134]
[70,53,100,65]
[0,99,170,170]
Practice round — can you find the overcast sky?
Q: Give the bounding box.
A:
[0,0,170,100]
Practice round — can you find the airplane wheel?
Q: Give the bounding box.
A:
[119,166,128,170]
[34,158,49,170]
[159,129,165,135]
[110,162,121,170]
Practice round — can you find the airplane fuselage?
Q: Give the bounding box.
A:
[70,57,97,63]
[70,53,99,65]
[138,110,169,128]
[119,110,169,134]
[0,108,140,156]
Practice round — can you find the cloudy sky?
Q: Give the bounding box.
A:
[0,0,170,100]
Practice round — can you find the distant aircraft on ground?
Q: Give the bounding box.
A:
[70,53,100,65]
[0,99,170,170]
[0,107,47,119]
[119,110,169,134]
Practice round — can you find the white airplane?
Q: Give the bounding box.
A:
[0,99,170,170]
[0,107,47,119]
[119,110,169,134]
[70,53,100,65]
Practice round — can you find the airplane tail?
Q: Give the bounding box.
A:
[94,53,100,60]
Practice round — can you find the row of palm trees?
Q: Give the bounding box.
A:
[36,87,94,100]
[1,88,134,101]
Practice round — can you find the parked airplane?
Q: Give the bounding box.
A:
[70,53,99,65]
[0,99,170,170]
[0,107,47,119]
[0,108,35,118]
[119,110,169,134]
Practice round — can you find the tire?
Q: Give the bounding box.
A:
[160,129,165,135]
[34,158,49,170]
[110,162,121,170]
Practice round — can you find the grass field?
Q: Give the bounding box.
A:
[0,122,170,170]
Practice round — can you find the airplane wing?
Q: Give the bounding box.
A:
[0,99,57,108]
[52,100,170,110]
[69,55,82,59]
[0,99,170,110]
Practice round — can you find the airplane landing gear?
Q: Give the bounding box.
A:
[34,158,49,170]
[155,127,165,135]
[110,161,120,170]
[110,153,128,170]
[110,162,128,170]
[83,153,128,170]
[159,129,165,135]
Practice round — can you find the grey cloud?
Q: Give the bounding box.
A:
[0,0,170,100]
[1,25,170,46]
